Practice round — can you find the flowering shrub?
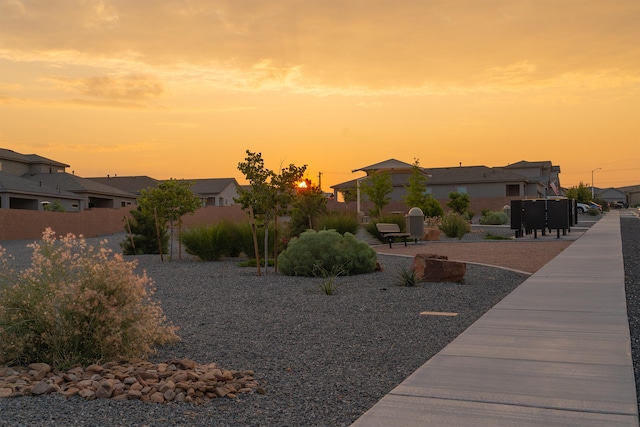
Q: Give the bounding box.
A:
[0,229,179,368]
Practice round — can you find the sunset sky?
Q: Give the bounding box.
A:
[1,0,638,191]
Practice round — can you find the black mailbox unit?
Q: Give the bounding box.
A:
[547,198,570,238]
[510,199,525,237]
[523,199,546,238]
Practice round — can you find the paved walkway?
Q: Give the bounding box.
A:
[352,211,639,426]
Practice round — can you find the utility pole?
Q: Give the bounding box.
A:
[318,171,322,190]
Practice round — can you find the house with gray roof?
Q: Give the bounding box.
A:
[86,176,159,196]
[331,158,563,214]
[188,178,240,206]
[86,176,240,206]
[1,148,137,210]
[0,170,83,210]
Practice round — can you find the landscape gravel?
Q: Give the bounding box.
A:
[0,214,638,426]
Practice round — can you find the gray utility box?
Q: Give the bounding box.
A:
[406,207,425,240]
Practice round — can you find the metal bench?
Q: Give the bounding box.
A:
[375,222,411,248]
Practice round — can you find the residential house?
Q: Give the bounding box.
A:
[0,170,83,210]
[617,185,640,207]
[331,158,562,214]
[593,187,628,205]
[87,176,241,207]
[188,178,240,206]
[87,175,159,196]
[1,148,137,210]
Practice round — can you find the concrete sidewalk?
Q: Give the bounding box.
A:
[352,211,639,426]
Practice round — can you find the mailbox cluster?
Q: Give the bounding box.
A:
[510,198,577,239]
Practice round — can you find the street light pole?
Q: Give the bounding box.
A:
[591,168,601,199]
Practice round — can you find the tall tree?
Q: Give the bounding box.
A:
[138,179,202,261]
[360,171,392,217]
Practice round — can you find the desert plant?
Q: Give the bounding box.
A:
[316,211,360,235]
[586,208,600,216]
[0,229,179,368]
[439,212,471,239]
[277,229,377,277]
[314,262,347,295]
[484,233,512,240]
[395,265,422,287]
[479,211,509,225]
[234,221,275,259]
[180,222,235,261]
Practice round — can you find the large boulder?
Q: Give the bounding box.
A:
[413,253,466,282]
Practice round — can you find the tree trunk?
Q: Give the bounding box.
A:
[249,206,261,276]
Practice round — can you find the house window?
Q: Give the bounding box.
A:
[457,186,467,194]
[121,201,126,207]
[506,184,520,197]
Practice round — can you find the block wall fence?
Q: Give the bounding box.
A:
[0,197,514,241]
[0,205,247,241]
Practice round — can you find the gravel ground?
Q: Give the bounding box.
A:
[0,214,637,427]
[622,214,640,417]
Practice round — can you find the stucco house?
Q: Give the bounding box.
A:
[0,148,137,210]
[87,176,240,207]
[593,187,628,205]
[331,158,563,214]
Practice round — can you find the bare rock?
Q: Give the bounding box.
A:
[31,381,55,395]
[413,253,466,282]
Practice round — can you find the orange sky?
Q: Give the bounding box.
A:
[1,1,638,191]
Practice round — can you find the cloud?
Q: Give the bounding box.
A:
[0,0,638,97]
[45,74,163,101]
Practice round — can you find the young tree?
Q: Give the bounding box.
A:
[138,179,202,261]
[235,150,306,274]
[289,180,328,237]
[564,182,592,203]
[447,191,470,215]
[403,159,429,209]
[121,206,169,255]
[360,171,392,217]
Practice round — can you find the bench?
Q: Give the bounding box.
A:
[375,223,412,248]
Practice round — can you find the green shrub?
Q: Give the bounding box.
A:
[439,212,471,239]
[180,222,234,261]
[0,229,179,368]
[395,265,422,287]
[277,229,377,277]
[586,208,600,216]
[422,195,444,218]
[233,221,275,259]
[121,206,169,255]
[315,211,360,235]
[479,211,509,225]
[484,233,512,240]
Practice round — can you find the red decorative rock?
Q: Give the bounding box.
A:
[413,253,466,282]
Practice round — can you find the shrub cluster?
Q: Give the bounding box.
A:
[0,229,179,368]
[277,229,377,277]
[179,221,276,261]
[439,212,471,239]
[180,222,235,261]
[315,211,360,235]
[479,210,509,225]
